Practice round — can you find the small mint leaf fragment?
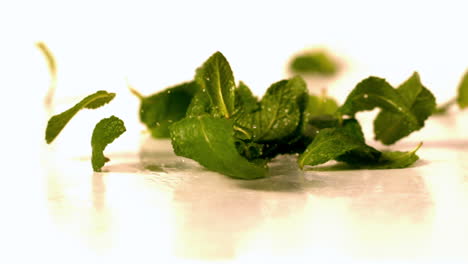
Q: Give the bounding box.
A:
[91,116,126,172]
[45,90,115,144]
[457,70,468,108]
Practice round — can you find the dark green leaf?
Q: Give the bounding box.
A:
[169,116,267,179]
[235,76,307,142]
[45,90,115,144]
[374,72,436,145]
[298,119,380,168]
[352,143,421,169]
[139,81,198,138]
[290,51,338,76]
[195,51,236,118]
[91,116,126,172]
[457,70,468,108]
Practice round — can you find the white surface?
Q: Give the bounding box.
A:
[34,113,468,263]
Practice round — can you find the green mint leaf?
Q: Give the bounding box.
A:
[232,81,260,140]
[297,119,380,168]
[304,92,339,119]
[290,51,338,76]
[45,90,115,144]
[91,115,126,172]
[234,81,259,114]
[186,89,211,117]
[339,77,414,118]
[138,81,198,138]
[353,143,422,169]
[457,70,468,108]
[374,72,436,144]
[195,51,236,118]
[169,116,267,179]
[235,76,307,142]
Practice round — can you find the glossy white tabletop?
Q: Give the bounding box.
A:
[25,112,467,264]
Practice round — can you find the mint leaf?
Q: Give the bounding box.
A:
[138,81,197,138]
[457,70,468,108]
[297,119,380,168]
[195,51,236,118]
[304,92,339,119]
[374,72,436,144]
[290,51,338,76]
[169,116,267,179]
[45,90,115,143]
[235,76,307,142]
[91,116,126,172]
[339,77,414,118]
[353,143,422,169]
[338,76,435,145]
[234,81,259,114]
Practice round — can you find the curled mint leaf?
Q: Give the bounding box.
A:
[195,51,236,118]
[457,70,468,108]
[339,77,415,119]
[137,81,198,138]
[374,72,436,145]
[91,116,126,172]
[338,75,436,145]
[45,90,115,144]
[169,116,267,179]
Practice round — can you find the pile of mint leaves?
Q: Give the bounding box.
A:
[45,51,468,179]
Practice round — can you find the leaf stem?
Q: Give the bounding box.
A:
[434,98,456,115]
[127,81,144,100]
[36,42,57,108]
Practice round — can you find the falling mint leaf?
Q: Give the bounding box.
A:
[169,116,267,179]
[91,116,126,172]
[374,72,436,145]
[45,90,115,144]
[290,51,338,76]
